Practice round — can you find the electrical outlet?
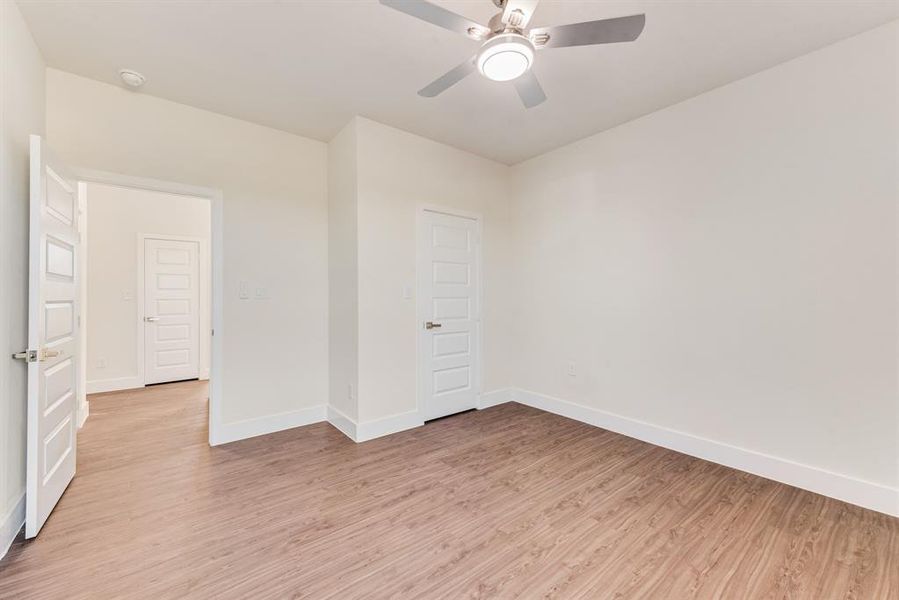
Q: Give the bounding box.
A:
[567,361,577,377]
[347,383,354,401]
[97,358,107,369]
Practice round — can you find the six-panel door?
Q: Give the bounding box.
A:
[26,136,79,538]
[144,238,200,385]
[419,210,480,421]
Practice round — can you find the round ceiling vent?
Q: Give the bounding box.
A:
[119,69,146,89]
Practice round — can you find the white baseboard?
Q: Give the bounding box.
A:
[478,388,513,409]
[357,410,423,442]
[212,404,327,445]
[326,406,423,443]
[327,405,357,441]
[1,494,25,562]
[514,389,899,517]
[77,400,89,428]
[86,376,144,394]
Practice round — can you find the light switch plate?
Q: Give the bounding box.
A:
[239,281,250,299]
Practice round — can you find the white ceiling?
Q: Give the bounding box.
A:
[18,0,899,164]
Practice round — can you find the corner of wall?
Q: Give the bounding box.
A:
[327,116,360,422]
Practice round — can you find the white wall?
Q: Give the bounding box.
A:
[85,182,211,391]
[509,22,898,504]
[354,117,512,423]
[0,0,45,556]
[327,121,359,421]
[46,69,328,432]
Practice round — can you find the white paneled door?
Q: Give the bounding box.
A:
[143,238,200,385]
[418,209,481,421]
[24,136,80,538]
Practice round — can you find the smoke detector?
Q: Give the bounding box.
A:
[119,69,146,88]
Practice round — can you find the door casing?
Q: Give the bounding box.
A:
[76,169,225,446]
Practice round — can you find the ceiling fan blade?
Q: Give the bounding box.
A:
[501,0,540,29]
[513,70,546,108]
[418,57,477,97]
[529,14,645,49]
[380,0,488,39]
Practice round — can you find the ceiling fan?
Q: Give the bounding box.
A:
[379,0,646,108]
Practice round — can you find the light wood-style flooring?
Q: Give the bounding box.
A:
[1,381,896,599]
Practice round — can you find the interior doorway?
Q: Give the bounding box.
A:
[82,182,211,393]
[22,136,225,539]
[141,235,204,385]
[417,207,482,422]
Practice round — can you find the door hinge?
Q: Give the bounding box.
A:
[12,350,38,363]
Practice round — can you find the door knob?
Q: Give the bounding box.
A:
[144,316,160,322]
[425,321,442,330]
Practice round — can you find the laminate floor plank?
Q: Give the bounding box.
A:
[1,381,896,599]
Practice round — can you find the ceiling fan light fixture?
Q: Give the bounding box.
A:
[476,34,534,82]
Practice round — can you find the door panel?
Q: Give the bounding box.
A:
[419,210,480,421]
[26,135,79,538]
[144,238,200,384]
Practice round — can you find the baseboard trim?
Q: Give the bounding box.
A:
[357,410,423,443]
[326,407,424,443]
[327,405,357,441]
[478,388,513,409]
[86,376,144,394]
[77,400,89,429]
[514,389,899,518]
[212,404,327,446]
[1,494,25,561]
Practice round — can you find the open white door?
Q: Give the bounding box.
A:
[19,135,80,538]
[418,209,481,421]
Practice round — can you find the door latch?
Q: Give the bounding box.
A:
[12,349,60,362]
[12,350,38,363]
[425,321,443,330]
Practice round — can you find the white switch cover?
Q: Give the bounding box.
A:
[567,362,577,376]
[239,281,250,299]
[255,287,268,300]
[402,285,413,300]
[122,290,132,301]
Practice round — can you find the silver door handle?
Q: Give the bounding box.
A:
[425,321,442,330]
[11,348,59,362]
[41,349,60,360]
[144,316,160,322]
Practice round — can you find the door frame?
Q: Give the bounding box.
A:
[75,168,224,446]
[137,233,209,386]
[415,204,484,422]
